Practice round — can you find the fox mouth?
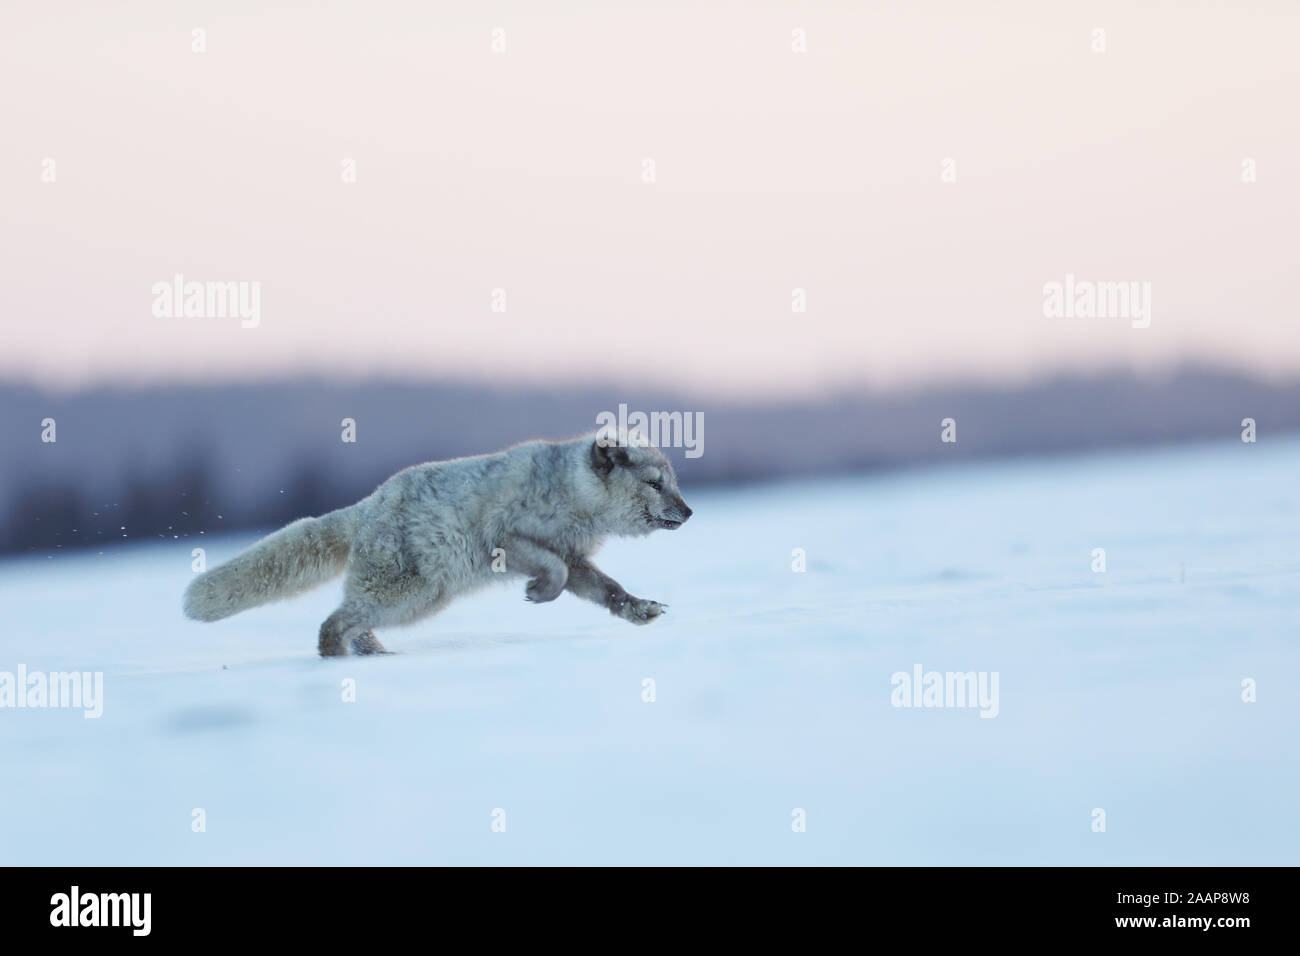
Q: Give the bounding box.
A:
[644,511,684,530]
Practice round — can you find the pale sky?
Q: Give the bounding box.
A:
[2,0,1298,399]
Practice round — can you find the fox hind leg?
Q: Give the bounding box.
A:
[318,604,375,657]
[351,630,390,655]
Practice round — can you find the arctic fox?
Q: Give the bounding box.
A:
[183,434,693,656]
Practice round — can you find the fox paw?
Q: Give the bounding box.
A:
[318,635,347,657]
[351,631,391,655]
[525,572,566,603]
[618,597,667,625]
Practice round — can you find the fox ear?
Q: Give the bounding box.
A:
[590,438,628,477]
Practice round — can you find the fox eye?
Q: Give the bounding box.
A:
[644,479,663,492]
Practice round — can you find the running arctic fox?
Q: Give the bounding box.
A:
[183,434,692,656]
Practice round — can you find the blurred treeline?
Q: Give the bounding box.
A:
[2,368,1297,556]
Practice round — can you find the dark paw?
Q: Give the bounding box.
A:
[616,597,667,625]
[318,636,347,657]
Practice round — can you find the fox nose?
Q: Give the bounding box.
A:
[679,502,693,521]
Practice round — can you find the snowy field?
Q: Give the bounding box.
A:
[2,437,1297,865]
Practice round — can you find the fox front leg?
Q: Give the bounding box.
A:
[565,558,666,625]
[505,537,569,603]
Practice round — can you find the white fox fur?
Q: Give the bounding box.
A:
[183,433,692,656]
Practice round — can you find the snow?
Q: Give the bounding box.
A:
[2,437,1298,865]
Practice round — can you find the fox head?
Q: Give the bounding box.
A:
[589,435,693,536]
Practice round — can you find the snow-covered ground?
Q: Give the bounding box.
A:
[2,437,1297,865]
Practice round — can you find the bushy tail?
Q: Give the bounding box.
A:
[183,505,361,622]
